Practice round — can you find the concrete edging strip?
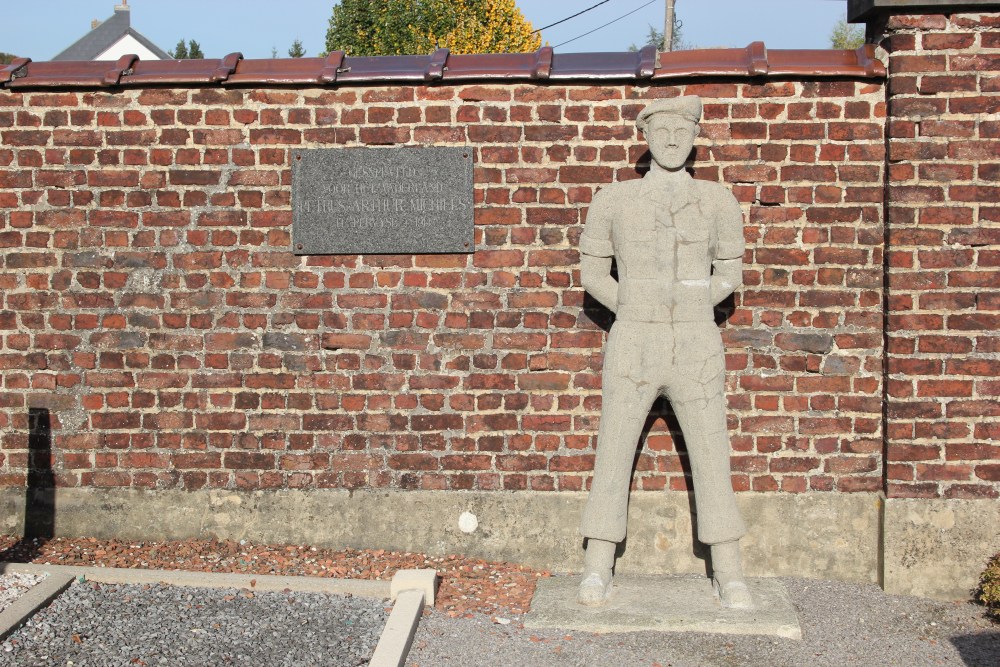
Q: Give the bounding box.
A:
[369,589,426,667]
[0,562,391,598]
[0,572,75,641]
[0,563,434,664]
[1,563,433,664]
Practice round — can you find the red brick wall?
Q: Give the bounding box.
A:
[1,78,885,495]
[883,11,1000,499]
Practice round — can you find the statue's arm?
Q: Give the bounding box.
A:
[581,254,618,313]
[579,190,618,314]
[711,191,746,306]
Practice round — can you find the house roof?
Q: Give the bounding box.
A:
[52,5,170,61]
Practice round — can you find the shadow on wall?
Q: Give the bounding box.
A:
[0,407,56,563]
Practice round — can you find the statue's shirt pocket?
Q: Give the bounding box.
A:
[674,207,713,281]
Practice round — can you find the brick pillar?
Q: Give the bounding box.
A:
[878,8,1000,501]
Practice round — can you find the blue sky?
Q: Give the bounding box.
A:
[8,0,853,60]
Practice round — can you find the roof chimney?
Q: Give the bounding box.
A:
[115,0,129,11]
[91,19,101,30]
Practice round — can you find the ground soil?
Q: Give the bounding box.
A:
[0,535,544,618]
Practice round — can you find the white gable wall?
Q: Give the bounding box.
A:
[95,34,164,61]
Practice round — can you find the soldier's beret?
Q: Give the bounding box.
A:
[635,96,702,131]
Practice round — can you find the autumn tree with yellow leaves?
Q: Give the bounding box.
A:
[325,0,541,56]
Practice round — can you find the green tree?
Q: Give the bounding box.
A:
[170,39,204,59]
[288,39,306,58]
[629,15,686,52]
[0,52,18,65]
[170,39,188,59]
[325,0,541,56]
[830,19,864,49]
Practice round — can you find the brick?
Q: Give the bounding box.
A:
[730,122,766,140]
[919,75,978,94]
[975,465,1000,482]
[360,127,410,144]
[775,333,833,354]
[169,169,221,186]
[249,129,301,144]
[465,125,522,143]
[769,124,825,140]
[559,166,613,183]
[224,452,275,470]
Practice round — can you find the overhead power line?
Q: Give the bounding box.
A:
[532,0,613,34]
[554,0,659,49]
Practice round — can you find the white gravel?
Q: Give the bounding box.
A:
[0,573,46,614]
[0,581,388,666]
[406,577,1000,666]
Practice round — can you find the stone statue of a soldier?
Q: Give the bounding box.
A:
[577,96,752,609]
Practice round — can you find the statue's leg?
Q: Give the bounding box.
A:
[709,541,752,609]
[669,359,752,609]
[671,393,752,609]
[577,537,616,606]
[578,328,660,605]
[670,393,746,544]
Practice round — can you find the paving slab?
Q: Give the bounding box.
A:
[524,574,802,639]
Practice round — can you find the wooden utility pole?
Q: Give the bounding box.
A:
[664,0,676,52]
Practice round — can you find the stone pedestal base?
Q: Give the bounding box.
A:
[524,574,802,639]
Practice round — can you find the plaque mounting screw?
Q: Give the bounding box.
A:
[296,155,301,161]
[296,243,303,250]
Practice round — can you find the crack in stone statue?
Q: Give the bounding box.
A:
[577,96,752,610]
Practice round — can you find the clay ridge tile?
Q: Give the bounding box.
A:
[550,46,657,79]
[8,55,138,88]
[0,58,31,84]
[768,45,885,78]
[122,53,243,85]
[4,44,885,89]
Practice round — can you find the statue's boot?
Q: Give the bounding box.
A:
[577,539,615,606]
[711,540,754,610]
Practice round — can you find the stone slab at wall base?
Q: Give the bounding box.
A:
[526,574,802,639]
[882,498,1000,601]
[0,488,878,584]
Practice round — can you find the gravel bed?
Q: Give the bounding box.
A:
[0,572,46,614]
[0,581,388,667]
[406,577,1000,667]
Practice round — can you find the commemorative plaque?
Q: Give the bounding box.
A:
[291,146,474,254]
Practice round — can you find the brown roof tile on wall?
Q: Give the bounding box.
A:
[223,54,340,85]
[123,53,243,84]
[7,55,139,88]
[654,42,769,78]
[0,58,31,84]
[3,44,886,89]
[768,46,885,78]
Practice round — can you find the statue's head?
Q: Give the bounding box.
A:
[636,96,702,171]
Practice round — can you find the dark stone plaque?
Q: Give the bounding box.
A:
[292,147,474,255]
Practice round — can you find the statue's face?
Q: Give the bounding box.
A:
[645,114,698,170]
